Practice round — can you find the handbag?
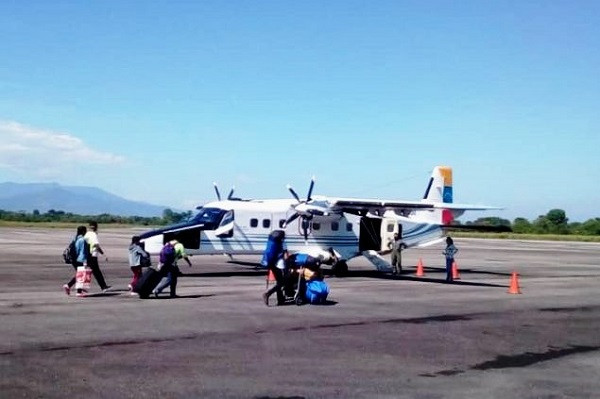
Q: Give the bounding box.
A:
[75,266,92,290]
[140,255,151,267]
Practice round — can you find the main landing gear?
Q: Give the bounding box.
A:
[331,260,348,277]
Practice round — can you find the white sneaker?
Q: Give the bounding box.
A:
[127,284,133,291]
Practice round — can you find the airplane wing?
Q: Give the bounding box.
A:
[328,197,501,215]
[329,198,434,215]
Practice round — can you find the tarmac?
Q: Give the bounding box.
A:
[1,227,600,398]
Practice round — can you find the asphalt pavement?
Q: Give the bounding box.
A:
[1,227,599,398]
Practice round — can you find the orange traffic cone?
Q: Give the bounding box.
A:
[266,269,276,288]
[452,261,460,280]
[508,271,522,294]
[416,258,425,277]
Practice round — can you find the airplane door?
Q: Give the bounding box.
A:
[359,217,381,251]
[380,217,398,252]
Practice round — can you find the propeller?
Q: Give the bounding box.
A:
[213,182,235,201]
[283,177,320,240]
[213,182,221,201]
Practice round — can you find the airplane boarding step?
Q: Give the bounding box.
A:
[362,250,392,272]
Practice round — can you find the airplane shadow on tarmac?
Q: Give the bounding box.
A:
[181,268,506,288]
[323,269,508,288]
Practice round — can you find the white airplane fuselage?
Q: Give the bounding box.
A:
[139,198,442,264]
[139,166,498,272]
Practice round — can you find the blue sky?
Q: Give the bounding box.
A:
[1,1,598,222]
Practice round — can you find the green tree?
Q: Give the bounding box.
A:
[546,209,569,234]
[579,218,600,235]
[512,217,532,233]
[469,217,511,227]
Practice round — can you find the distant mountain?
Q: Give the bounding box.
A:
[0,182,170,217]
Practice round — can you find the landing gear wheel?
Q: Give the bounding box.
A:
[332,260,348,277]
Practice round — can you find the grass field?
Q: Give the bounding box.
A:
[450,231,600,242]
[1,221,599,242]
[0,221,157,229]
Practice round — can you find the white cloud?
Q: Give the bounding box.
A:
[0,121,126,178]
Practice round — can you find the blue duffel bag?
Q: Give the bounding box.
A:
[305,280,329,304]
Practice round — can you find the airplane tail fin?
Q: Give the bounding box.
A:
[423,166,453,204]
[419,166,501,225]
[420,166,454,224]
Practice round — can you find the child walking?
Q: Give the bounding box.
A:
[128,236,150,294]
[443,237,459,282]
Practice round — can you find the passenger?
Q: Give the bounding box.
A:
[153,240,192,298]
[262,230,288,306]
[128,235,150,294]
[389,228,405,275]
[84,220,111,292]
[443,236,459,282]
[63,225,89,297]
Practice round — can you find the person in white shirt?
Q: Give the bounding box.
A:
[84,221,111,292]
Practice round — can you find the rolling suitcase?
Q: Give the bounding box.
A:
[134,267,162,299]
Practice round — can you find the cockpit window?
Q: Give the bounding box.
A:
[220,210,234,227]
[189,207,227,228]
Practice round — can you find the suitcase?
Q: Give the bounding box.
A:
[134,268,162,298]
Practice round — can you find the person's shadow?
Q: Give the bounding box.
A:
[152,294,215,299]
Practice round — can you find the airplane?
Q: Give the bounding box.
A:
[138,166,501,275]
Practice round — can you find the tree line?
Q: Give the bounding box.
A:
[463,209,600,236]
[1,207,599,236]
[0,208,192,226]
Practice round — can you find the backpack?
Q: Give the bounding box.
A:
[293,254,319,268]
[63,239,77,265]
[305,280,329,304]
[159,243,176,265]
[261,237,283,267]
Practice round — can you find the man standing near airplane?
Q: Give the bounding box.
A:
[389,227,405,275]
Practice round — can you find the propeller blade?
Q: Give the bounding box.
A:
[213,182,221,201]
[306,176,315,202]
[287,184,301,203]
[227,186,235,200]
[282,212,300,227]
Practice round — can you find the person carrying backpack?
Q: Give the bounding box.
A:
[63,226,89,297]
[152,240,192,298]
[262,230,289,306]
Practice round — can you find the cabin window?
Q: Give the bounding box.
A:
[331,221,339,231]
[262,219,271,228]
[250,218,258,228]
[313,222,320,230]
[346,223,353,232]
[387,223,395,233]
[279,219,286,228]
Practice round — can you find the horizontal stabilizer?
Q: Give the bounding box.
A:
[433,203,503,211]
